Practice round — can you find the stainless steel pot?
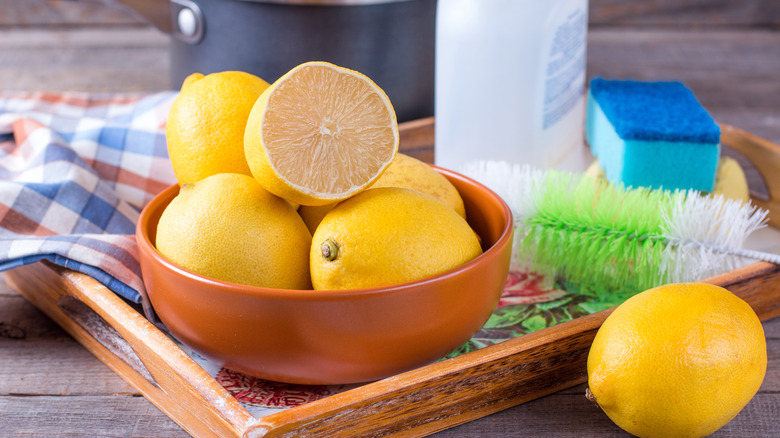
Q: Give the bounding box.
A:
[101,0,435,121]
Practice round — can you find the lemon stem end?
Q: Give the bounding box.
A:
[321,239,339,261]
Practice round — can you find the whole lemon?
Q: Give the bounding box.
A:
[310,187,482,290]
[585,157,749,202]
[166,71,270,185]
[156,173,312,290]
[712,156,749,202]
[587,282,767,438]
[371,153,466,218]
[298,153,466,234]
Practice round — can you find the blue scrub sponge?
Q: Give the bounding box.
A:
[585,78,721,192]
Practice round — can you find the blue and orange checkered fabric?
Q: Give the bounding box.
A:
[0,91,178,304]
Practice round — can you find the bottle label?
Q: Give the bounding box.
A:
[543,6,587,129]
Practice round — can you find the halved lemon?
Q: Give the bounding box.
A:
[244,61,399,206]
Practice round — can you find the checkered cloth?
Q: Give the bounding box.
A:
[0,91,178,305]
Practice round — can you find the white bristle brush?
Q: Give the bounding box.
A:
[460,161,779,292]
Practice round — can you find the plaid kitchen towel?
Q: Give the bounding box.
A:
[0,91,178,305]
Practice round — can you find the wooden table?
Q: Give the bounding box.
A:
[1,1,779,436]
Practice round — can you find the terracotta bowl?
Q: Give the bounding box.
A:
[136,167,513,385]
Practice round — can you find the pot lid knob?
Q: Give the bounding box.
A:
[177,7,197,37]
[172,0,204,44]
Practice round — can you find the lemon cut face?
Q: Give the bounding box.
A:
[245,61,399,206]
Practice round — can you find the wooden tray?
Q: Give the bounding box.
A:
[4,120,780,438]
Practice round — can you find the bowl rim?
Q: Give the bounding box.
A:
[136,165,514,301]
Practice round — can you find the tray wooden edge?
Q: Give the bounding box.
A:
[720,123,780,228]
[3,262,255,438]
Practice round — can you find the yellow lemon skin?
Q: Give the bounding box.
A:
[587,282,767,438]
[310,187,482,290]
[370,153,466,218]
[298,153,467,234]
[712,156,749,202]
[166,71,270,185]
[156,173,312,290]
[585,157,749,202]
[298,203,336,236]
[244,61,399,207]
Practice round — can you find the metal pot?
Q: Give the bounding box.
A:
[102,0,435,122]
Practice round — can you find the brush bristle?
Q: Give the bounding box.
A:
[460,161,767,292]
[661,191,767,283]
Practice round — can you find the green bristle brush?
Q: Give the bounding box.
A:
[461,161,780,292]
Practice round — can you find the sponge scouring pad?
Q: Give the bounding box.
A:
[585,78,721,192]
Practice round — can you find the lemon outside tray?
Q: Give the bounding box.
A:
[4,119,780,437]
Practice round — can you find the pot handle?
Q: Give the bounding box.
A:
[94,0,204,44]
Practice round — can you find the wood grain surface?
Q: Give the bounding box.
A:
[4,0,779,27]
[1,1,779,436]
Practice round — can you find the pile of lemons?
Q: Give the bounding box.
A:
[157,63,481,291]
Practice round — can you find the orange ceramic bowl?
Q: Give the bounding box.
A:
[136,167,513,385]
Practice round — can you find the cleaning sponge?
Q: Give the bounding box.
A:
[585,78,721,192]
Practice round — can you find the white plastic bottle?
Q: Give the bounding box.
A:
[435,0,589,172]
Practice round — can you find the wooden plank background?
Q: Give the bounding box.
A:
[2,0,779,27]
[0,1,779,437]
